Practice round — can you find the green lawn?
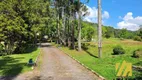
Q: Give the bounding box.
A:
[0,46,40,76]
[56,38,142,80]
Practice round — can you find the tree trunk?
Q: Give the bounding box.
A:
[98,0,102,58]
[71,14,75,49]
[78,0,81,51]
[68,18,71,47]
[59,13,66,46]
[78,12,82,51]
[67,6,71,47]
[57,8,60,44]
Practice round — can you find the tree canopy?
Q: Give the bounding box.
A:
[0,0,141,55]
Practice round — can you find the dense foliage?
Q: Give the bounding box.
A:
[0,0,141,55]
[0,0,51,54]
[103,26,142,41]
[132,49,142,58]
[113,45,125,55]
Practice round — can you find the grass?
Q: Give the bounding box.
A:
[36,48,43,70]
[0,46,40,76]
[55,38,142,80]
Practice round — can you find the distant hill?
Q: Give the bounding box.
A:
[81,21,141,40]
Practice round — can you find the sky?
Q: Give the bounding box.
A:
[81,0,142,31]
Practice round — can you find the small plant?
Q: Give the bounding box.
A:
[0,44,3,51]
[132,49,142,58]
[0,44,4,56]
[113,45,125,55]
[120,38,124,40]
[82,43,90,50]
[133,36,141,41]
[105,33,111,38]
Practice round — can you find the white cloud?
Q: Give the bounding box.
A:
[123,12,133,21]
[102,11,110,19]
[84,17,97,23]
[85,6,98,19]
[83,6,110,23]
[127,16,142,25]
[117,12,142,31]
[117,21,139,31]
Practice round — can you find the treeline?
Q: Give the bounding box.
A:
[79,21,142,42]
[0,0,89,54]
[102,25,142,41]
[0,0,141,55]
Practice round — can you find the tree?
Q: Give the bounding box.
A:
[74,0,89,51]
[0,0,51,54]
[82,22,96,41]
[98,0,102,58]
[77,0,82,51]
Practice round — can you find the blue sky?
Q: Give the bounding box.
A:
[82,0,142,31]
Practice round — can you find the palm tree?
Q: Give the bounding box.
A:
[77,0,82,51]
[98,0,102,58]
[77,0,89,51]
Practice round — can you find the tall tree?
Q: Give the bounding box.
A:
[77,0,82,51]
[0,0,51,54]
[98,0,102,58]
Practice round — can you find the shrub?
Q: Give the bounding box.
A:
[133,36,141,41]
[82,43,90,50]
[14,44,37,53]
[132,49,142,58]
[0,44,4,56]
[82,43,90,46]
[0,44,3,51]
[120,38,124,40]
[105,33,111,38]
[113,45,125,55]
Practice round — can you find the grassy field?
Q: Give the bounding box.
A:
[0,46,40,76]
[56,38,142,80]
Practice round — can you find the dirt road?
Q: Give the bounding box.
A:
[39,43,100,80]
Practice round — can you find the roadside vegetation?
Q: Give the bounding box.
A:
[53,38,142,79]
[0,46,40,76]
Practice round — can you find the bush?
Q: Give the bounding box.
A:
[105,33,111,38]
[0,44,4,56]
[14,44,37,54]
[133,36,141,41]
[132,49,142,58]
[82,43,90,50]
[113,45,125,55]
[0,44,3,51]
[120,38,124,40]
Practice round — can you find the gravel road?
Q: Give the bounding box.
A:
[40,43,100,80]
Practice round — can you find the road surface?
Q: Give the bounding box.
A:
[40,43,100,80]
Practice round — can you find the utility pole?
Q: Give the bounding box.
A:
[98,0,102,58]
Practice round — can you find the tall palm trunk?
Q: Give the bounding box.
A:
[98,0,102,58]
[67,4,72,47]
[57,14,60,44]
[71,12,75,49]
[78,0,81,51]
[67,17,71,47]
